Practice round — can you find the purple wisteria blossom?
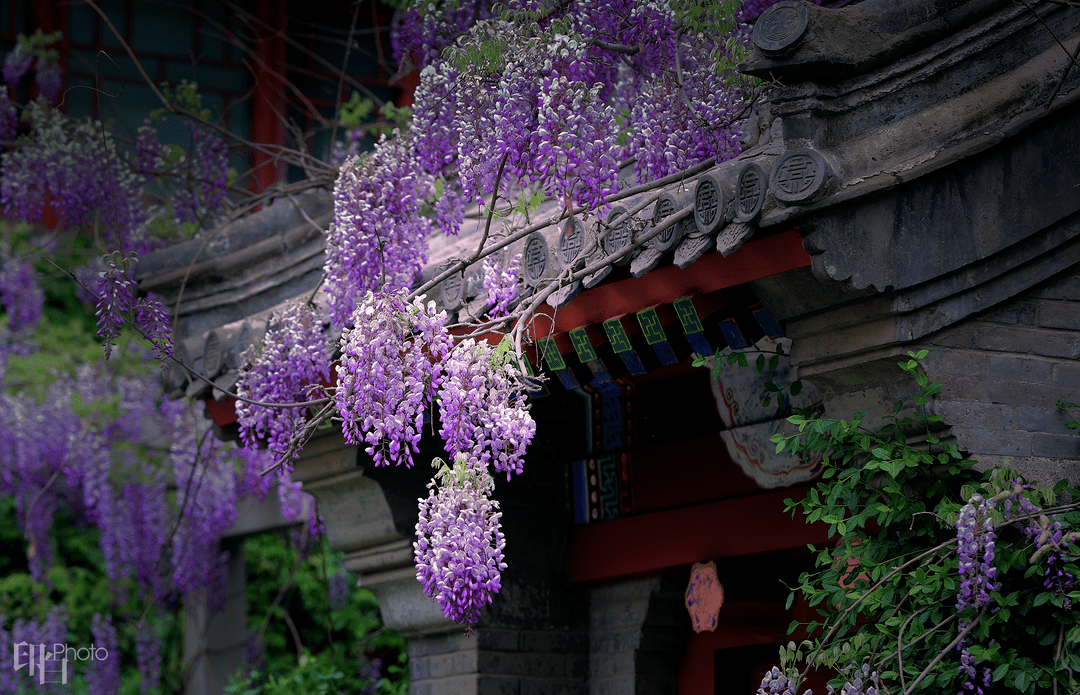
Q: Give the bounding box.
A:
[133,293,174,372]
[329,569,352,611]
[134,120,165,175]
[414,454,506,628]
[34,57,61,105]
[166,399,239,603]
[0,96,17,142]
[174,123,229,225]
[336,290,452,467]
[323,136,434,327]
[94,256,136,360]
[0,256,44,336]
[87,614,120,695]
[956,493,997,612]
[136,620,162,695]
[482,252,520,318]
[1,102,152,251]
[438,338,535,480]
[236,301,331,463]
[3,44,32,86]
[825,663,881,695]
[755,665,811,695]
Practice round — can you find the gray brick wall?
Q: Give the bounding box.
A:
[407,628,587,695]
[588,573,690,695]
[921,266,1080,481]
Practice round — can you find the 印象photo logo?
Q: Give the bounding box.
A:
[12,641,110,686]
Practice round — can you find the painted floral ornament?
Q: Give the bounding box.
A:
[684,560,724,632]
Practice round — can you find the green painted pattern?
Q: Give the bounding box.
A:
[603,318,633,354]
[569,327,598,362]
[636,307,667,346]
[538,337,567,370]
[673,297,705,334]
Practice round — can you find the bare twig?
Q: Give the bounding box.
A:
[478,152,512,257]
[798,537,959,681]
[328,2,361,152]
[903,607,987,695]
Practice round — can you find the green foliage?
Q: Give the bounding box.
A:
[155,80,212,120]
[0,498,184,695]
[672,0,760,86]
[147,204,201,242]
[1059,398,1079,432]
[339,91,376,130]
[692,340,803,411]
[767,352,1080,693]
[238,533,408,695]
[376,103,413,137]
[15,28,62,64]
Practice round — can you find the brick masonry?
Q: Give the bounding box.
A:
[588,572,690,695]
[921,265,1080,481]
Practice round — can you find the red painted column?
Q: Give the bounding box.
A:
[251,0,288,191]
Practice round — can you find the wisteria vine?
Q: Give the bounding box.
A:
[758,354,1080,695]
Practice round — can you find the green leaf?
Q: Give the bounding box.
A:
[790,380,803,396]
[756,354,766,372]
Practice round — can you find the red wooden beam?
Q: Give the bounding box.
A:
[205,396,238,426]
[568,484,829,584]
[527,228,808,341]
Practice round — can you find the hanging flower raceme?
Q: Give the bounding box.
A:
[174,123,229,226]
[336,290,453,467]
[414,454,506,628]
[956,493,998,612]
[94,254,137,361]
[323,135,434,328]
[482,252,520,318]
[438,338,535,480]
[756,666,812,695]
[0,255,44,338]
[236,301,331,463]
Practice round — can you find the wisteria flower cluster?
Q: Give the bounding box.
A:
[414,454,507,628]
[236,301,331,462]
[438,338,535,480]
[397,0,753,243]
[955,493,998,612]
[174,123,229,226]
[826,664,880,695]
[323,136,435,327]
[1,101,152,252]
[0,255,43,338]
[335,290,452,467]
[0,607,69,694]
[482,251,520,318]
[756,666,811,695]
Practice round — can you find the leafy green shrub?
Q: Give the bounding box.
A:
[762,352,1079,694]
